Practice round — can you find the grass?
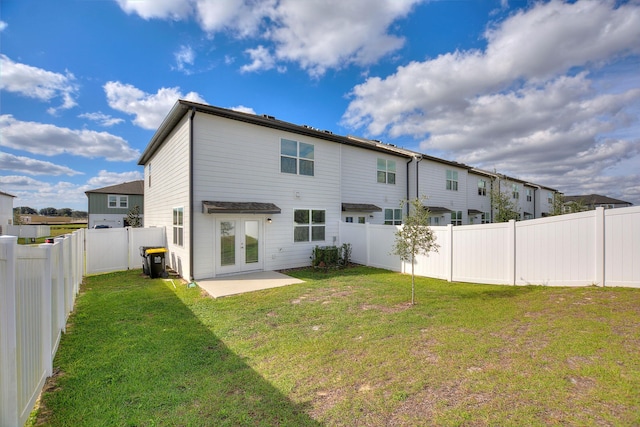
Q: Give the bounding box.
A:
[32,267,640,426]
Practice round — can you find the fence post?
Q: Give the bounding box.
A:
[40,243,53,377]
[0,235,19,427]
[446,224,453,282]
[595,207,605,287]
[508,220,516,286]
[365,223,371,267]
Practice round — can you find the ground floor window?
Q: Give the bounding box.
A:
[358,216,366,224]
[429,216,439,226]
[451,211,462,226]
[481,212,490,224]
[345,217,353,223]
[384,208,402,225]
[294,209,325,242]
[173,207,184,246]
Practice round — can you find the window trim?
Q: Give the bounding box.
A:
[377,158,396,185]
[478,179,486,196]
[451,210,463,226]
[173,207,184,247]
[108,195,128,209]
[512,184,520,200]
[294,209,325,242]
[384,208,403,225]
[281,138,315,176]
[446,170,459,191]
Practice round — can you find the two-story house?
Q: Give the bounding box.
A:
[138,100,559,282]
[85,180,144,228]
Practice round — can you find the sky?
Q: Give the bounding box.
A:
[1,0,639,211]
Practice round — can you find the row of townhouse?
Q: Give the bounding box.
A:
[138,100,558,281]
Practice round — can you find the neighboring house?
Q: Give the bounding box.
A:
[138,100,559,281]
[564,194,633,211]
[0,191,16,235]
[85,181,144,228]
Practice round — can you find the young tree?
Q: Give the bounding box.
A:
[490,181,520,222]
[391,197,439,305]
[126,205,143,228]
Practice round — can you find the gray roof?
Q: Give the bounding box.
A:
[342,203,382,212]
[0,191,16,198]
[85,180,144,196]
[564,194,632,206]
[202,201,281,214]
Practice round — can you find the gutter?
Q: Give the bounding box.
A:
[406,157,414,215]
[189,107,196,284]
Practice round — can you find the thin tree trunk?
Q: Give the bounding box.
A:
[411,254,415,305]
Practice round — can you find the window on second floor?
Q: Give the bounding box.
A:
[526,188,532,202]
[377,159,396,184]
[478,179,487,196]
[281,139,314,176]
[108,195,128,209]
[512,184,520,200]
[446,170,458,191]
[547,192,553,204]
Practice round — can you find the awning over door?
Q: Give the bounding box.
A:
[202,201,281,214]
[468,209,484,216]
[425,206,452,215]
[342,203,382,212]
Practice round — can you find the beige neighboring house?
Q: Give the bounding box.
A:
[85,180,144,228]
[0,191,16,235]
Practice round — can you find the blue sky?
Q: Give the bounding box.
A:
[1,0,639,211]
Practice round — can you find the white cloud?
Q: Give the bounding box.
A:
[0,115,139,161]
[114,0,424,76]
[229,105,256,115]
[104,81,206,130]
[0,21,7,31]
[0,175,88,210]
[0,54,78,114]
[0,151,82,176]
[174,45,195,73]
[86,170,143,188]
[342,0,640,202]
[78,112,124,127]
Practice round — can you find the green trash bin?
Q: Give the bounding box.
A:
[144,247,168,278]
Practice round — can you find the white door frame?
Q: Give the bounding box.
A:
[215,217,264,276]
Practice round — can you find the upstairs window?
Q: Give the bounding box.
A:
[446,170,458,191]
[108,195,128,209]
[281,139,314,176]
[478,179,487,196]
[377,159,396,184]
[384,208,403,225]
[526,188,532,202]
[294,209,325,242]
[512,184,520,200]
[547,192,553,204]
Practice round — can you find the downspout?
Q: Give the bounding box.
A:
[406,156,414,215]
[189,107,196,284]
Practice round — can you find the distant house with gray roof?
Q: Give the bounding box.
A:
[564,194,633,212]
[85,180,144,228]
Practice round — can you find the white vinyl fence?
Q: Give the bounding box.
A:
[85,227,166,275]
[1,226,167,427]
[4,225,51,240]
[0,231,84,427]
[341,206,640,288]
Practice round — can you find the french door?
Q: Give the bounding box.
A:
[216,218,263,275]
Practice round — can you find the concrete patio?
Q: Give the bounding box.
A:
[195,271,305,298]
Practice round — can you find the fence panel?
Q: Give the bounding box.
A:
[367,224,403,272]
[605,206,640,287]
[85,228,128,275]
[128,227,166,270]
[452,222,513,285]
[339,222,369,265]
[412,226,450,280]
[0,236,19,427]
[515,211,597,286]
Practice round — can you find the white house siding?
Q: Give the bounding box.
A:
[340,146,408,224]
[414,160,469,225]
[191,113,342,279]
[143,116,191,279]
[466,171,492,224]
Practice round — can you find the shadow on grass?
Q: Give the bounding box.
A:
[37,270,322,426]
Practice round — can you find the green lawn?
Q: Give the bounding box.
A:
[32,267,640,426]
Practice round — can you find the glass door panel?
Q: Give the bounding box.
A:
[220,220,236,266]
[245,220,259,264]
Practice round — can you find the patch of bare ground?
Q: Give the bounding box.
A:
[291,286,355,305]
[33,368,65,425]
[309,387,347,419]
[360,302,414,313]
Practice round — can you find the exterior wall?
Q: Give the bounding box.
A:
[87,193,144,228]
[340,145,407,224]
[0,194,14,234]
[143,115,191,279]
[466,171,492,224]
[413,159,469,225]
[191,113,342,279]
